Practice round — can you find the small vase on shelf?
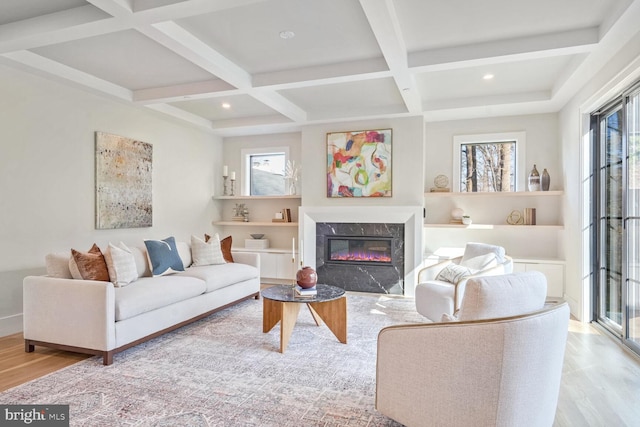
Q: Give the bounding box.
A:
[528,164,541,191]
[541,168,550,191]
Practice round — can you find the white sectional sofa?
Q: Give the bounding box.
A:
[23,239,260,365]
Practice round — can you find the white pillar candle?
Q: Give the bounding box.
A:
[300,239,303,266]
[292,237,295,261]
[223,165,228,177]
[230,171,236,180]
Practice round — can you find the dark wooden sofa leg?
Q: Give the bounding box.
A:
[103,351,114,366]
[25,340,34,353]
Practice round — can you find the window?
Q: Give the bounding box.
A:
[453,132,525,192]
[241,147,289,196]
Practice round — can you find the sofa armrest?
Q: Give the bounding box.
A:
[231,251,260,270]
[23,276,116,351]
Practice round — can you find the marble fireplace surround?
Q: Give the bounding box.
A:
[299,206,423,298]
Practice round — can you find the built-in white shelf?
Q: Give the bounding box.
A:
[213,195,301,200]
[213,221,298,227]
[423,223,564,230]
[232,247,297,254]
[424,190,563,198]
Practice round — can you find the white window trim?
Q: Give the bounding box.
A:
[240,146,290,196]
[452,131,526,192]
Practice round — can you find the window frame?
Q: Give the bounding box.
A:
[452,131,526,192]
[240,146,290,196]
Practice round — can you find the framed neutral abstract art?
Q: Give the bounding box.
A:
[95,132,152,229]
[326,128,392,197]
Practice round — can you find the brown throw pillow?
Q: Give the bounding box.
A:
[70,243,110,281]
[205,234,234,263]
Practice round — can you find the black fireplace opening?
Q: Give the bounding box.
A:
[326,235,393,265]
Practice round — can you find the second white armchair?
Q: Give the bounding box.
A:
[415,242,513,321]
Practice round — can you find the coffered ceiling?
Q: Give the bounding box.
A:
[1,0,639,136]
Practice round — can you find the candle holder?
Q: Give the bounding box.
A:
[223,176,229,196]
[230,178,236,196]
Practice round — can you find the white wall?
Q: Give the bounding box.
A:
[560,31,640,321]
[0,64,221,336]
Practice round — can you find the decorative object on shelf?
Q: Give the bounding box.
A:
[450,208,464,224]
[327,128,392,198]
[462,215,472,225]
[230,171,236,196]
[245,238,269,249]
[95,132,152,229]
[285,160,300,195]
[528,164,541,191]
[232,203,248,222]
[296,266,318,289]
[250,234,264,239]
[431,174,451,192]
[222,164,229,196]
[507,210,524,225]
[541,168,550,191]
[524,208,537,225]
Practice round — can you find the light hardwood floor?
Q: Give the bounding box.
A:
[1,319,639,425]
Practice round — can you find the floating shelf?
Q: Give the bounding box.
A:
[423,223,564,230]
[213,195,301,200]
[213,221,298,227]
[424,190,563,198]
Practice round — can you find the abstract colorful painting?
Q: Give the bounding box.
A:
[327,129,392,197]
[95,132,152,229]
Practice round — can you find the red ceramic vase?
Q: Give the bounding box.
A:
[296,266,318,289]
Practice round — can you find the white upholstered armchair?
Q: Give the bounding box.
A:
[376,272,570,427]
[415,242,513,321]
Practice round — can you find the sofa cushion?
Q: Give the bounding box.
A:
[131,246,151,278]
[114,275,206,321]
[191,234,225,266]
[144,237,185,276]
[69,244,110,281]
[104,242,138,287]
[206,233,234,263]
[435,264,473,284]
[176,241,192,268]
[179,263,259,293]
[45,252,73,279]
[458,271,547,321]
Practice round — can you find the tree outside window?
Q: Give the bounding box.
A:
[459,141,516,192]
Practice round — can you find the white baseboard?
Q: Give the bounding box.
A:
[0,313,23,337]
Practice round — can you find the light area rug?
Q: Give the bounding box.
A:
[1,293,425,426]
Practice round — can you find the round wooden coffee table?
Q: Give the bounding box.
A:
[261,284,347,353]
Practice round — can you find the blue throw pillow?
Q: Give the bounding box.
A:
[144,236,185,276]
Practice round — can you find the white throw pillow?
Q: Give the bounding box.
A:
[435,264,473,284]
[104,242,138,287]
[45,252,73,278]
[191,234,225,266]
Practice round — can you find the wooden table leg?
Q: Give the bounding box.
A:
[307,304,322,326]
[280,302,301,353]
[308,296,347,344]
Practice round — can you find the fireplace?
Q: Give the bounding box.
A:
[326,236,393,265]
[316,222,404,294]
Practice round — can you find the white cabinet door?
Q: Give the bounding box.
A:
[259,253,278,279]
[513,261,564,298]
[276,253,296,280]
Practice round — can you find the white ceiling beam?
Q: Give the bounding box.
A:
[133,0,268,22]
[1,50,132,100]
[0,6,126,53]
[409,27,599,73]
[250,89,308,123]
[146,21,251,89]
[359,0,422,114]
[134,80,240,104]
[86,0,134,17]
[144,103,214,130]
[423,91,551,112]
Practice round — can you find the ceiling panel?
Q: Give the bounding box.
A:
[169,94,282,121]
[394,0,630,52]
[30,30,217,90]
[176,0,383,74]
[278,78,405,116]
[0,0,89,25]
[416,55,576,102]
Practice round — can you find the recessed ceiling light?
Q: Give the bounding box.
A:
[279,30,295,39]
[483,74,494,80]
[222,102,231,109]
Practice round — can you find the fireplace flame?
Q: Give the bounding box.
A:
[330,251,391,263]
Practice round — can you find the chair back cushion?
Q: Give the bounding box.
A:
[459,242,506,270]
[458,271,547,321]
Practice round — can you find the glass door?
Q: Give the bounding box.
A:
[597,105,624,334]
[593,82,640,356]
[626,88,640,352]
